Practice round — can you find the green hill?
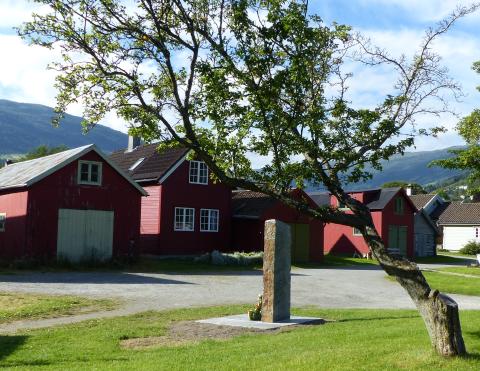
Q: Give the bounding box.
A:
[0,99,127,155]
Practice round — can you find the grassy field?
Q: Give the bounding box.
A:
[1,306,480,370]
[422,272,480,296]
[437,267,480,277]
[0,292,116,324]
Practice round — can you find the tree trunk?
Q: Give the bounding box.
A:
[359,209,466,356]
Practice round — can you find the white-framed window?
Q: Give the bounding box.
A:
[129,157,145,171]
[189,161,208,185]
[174,207,195,231]
[0,213,5,232]
[200,209,219,232]
[353,227,362,236]
[78,161,102,185]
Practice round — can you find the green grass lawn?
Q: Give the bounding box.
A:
[0,292,116,324]
[413,254,473,265]
[1,306,480,370]
[437,267,480,277]
[421,272,480,296]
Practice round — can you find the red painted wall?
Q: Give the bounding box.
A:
[141,160,232,255]
[24,151,142,260]
[231,194,324,262]
[0,189,29,259]
[324,190,415,258]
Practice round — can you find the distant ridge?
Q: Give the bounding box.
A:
[0,99,127,155]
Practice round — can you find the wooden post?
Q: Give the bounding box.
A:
[262,219,291,322]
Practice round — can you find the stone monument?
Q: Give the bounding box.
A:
[262,219,291,322]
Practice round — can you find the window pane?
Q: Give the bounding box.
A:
[80,163,89,182]
[90,164,99,182]
[189,161,199,183]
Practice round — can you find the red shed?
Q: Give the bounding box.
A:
[231,189,323,262]
[0,145,146,262]
[317,187,416,258]
[109,141,232,255]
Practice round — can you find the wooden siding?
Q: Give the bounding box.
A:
[0,189,28,259]
[25,150,141,260]
[140,185,161,234]
[443,225,480,251]
[414,213,436,257]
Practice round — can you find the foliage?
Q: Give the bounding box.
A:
[248,294,263,321]
[381,181,426,194]
[459,240,480,255]
[2,306,480,369]
[15,144,68,162]
[431,60,480,195]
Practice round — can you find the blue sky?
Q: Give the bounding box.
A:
[0,0,478,152]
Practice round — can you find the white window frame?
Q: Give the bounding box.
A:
[78,160,102,186]
[352,227,362,236]
[200,209,219,232]
[0,213,5,232]
[129,157,145,171]
[189,160,208,185]
[174,207,195,231]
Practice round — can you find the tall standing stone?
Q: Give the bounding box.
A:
[262,219,291,322]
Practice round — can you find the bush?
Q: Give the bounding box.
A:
[194,250,263,266]
[459,241,480,255]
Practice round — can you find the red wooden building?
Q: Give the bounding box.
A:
[231,189,323,262]
[312,187,416,258]
[0,145,146,262]
[109,141,232,255]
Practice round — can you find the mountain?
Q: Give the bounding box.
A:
[0,99,128,155]
[304,147,466,191]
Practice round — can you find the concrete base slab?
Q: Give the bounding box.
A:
[196,314,323,330]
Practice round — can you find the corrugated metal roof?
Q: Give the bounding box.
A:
[0,145,92,190]
[0,144,147,195]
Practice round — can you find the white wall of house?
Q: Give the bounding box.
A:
[442,225,480,251]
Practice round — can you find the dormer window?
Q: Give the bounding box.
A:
[189,160,208,185]
[78,161,102,185]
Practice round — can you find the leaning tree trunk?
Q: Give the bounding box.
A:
[357,207,465,356]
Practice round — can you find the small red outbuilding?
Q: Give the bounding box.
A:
[316,187,416,258]
[0,145,146,263]
[231,189,323,262]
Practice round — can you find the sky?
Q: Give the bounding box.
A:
[0,0,479,152]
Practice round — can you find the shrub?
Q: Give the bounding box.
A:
[459,240,480,255]
[194,250,263,266]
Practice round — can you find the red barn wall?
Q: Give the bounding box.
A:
[154,160,232,255]
[324,191,415,258]
[0,189,29,259]
[324,211,382,256]
[26,151,142,259]
[381,193,415,258]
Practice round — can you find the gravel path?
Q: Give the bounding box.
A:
[2,264,480,333]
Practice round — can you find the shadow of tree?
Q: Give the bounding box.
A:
[0,335,27,361]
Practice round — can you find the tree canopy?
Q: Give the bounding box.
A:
[20,0,479,356]
[431,61,480,196]
[381,181,426,194]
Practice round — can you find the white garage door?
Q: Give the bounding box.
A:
[57,209,114,263]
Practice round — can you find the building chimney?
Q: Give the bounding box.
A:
[127,135,142,152]
[3,159,12,168]
[406,184,412,196]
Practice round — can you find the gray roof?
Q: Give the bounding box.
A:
[0,144,147,195]
[307,187,410,211]
[232,190,277,219]
[307,192,330,207]
[438,202,480,225]
[409,194,436,210]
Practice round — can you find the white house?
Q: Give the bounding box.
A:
[438,202,480,251]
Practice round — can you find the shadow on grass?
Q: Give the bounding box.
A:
[336,314,420,323]
[0,335,27,361]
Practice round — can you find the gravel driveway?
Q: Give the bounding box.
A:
[1,265,480,332]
